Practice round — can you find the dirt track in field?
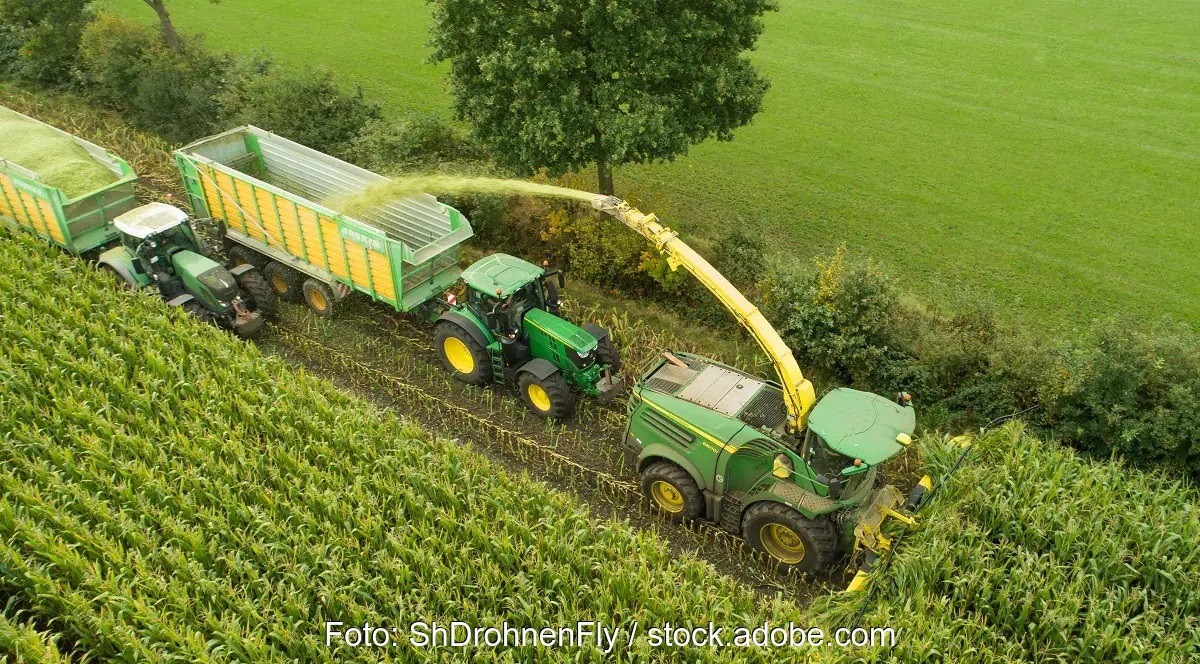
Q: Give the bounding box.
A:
[255,297,848,607]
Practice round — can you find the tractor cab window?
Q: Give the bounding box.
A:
[803,431,852,478]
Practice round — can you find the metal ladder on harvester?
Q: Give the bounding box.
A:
[489,347,506,383]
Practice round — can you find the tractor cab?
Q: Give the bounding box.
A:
[461,254,552,338]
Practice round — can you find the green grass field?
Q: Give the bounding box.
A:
[104,0,1200,327]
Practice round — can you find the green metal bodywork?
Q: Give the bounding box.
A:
[172,251,233,313]
[462,254,545,298]
[451,253,614,396]
[624,352,915,544]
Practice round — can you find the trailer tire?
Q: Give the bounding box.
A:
[435,322,491,385]
[302,278,338,318]
[640,461,703,523]
[228,245,265,270]
[517,370,575,419]
[263,261,303,303]
[235,268,277,319]
[742,502,838,574]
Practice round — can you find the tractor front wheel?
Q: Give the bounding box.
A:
[640,461,702,523]
[434,322,491,385]
[518,370,575,419]
[741,502,838,573]
[263,261,303,303]
[235,268,277,319]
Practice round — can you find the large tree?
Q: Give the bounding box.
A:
[141,0,216,52]
[429,0,777,195]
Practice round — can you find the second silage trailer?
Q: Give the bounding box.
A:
[175,126,474,317]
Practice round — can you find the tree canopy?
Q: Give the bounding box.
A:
[429,0,778,194]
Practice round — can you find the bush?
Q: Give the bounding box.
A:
[225,68,380,160]
[345,113,486,172]
[0,0,92,87]
[1047,317,1200,477]
[78,12,228,142]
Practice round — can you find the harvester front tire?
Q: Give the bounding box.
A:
[263,261,303,303]
[435,322,490,385]
[302,279,338,319]
[235,268,277,319]
[227,245,265,270]
[640,461,702,523]
[742,502,838,574]
[582,323,622,373]
[518,370,575,419]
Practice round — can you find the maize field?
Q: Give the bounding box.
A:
[0,231,827,662]
[811,423,1200,663]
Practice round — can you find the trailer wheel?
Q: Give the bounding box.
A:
[434,322,490,385]
[302,278,338,318]
[518,370,575,419]
[263,261,303,303]
[742,502,838,573]
[227,245,265,270]
[640,461,702,523]
[235,268,277,319]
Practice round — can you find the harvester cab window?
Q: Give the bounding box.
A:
[805,432,850,479]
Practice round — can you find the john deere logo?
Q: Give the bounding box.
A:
[338,226,386,253]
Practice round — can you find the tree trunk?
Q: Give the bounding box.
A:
[594,130,614,195]
[146,0,182,52]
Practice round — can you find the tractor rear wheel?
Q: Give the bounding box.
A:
[301,278,338,318]
[582,323,621,373]
[741,502,838,573]
[518,370,575,419]
[235,268,277,319]
[640,461,702,523]
[227,245,264,270]
[263,261,303,303]
[434,322,490,385]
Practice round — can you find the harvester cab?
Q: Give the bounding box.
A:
[434,253,621,419]
[98,203,275,338]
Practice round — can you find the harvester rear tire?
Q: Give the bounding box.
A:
[302,279,338,319]
[235,268,277,320]
[435,322,490,385]
[263,261,304,303]
[583,323,621,374]
[741,502,838,574]
[640,461,702,523]
[518,370,575,419]
[227,245,265,270]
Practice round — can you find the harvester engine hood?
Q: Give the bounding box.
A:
[807,388,915,468]
[173,251,237,309]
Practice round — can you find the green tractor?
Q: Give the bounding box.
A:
[97,203,276,338]
[433,254,621,419]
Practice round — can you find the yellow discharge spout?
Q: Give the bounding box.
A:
[591,196,817,431]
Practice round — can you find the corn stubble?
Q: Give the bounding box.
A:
[0,232,813,663]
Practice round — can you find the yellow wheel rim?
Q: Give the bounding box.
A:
[443,337,475,374]
[309,288,328,312]
[651,481,685,514]
[526,382,552,412]
[759,523,806,564]
[271,273,288,294]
